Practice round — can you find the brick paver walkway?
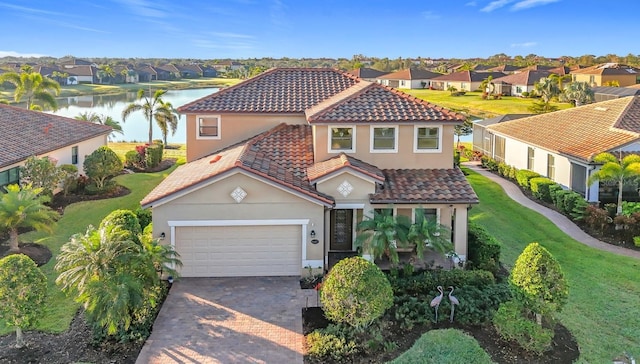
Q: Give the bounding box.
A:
[136,277,313,364]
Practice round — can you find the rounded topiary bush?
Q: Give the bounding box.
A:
[320,256,393,329]
[99,209,142,244]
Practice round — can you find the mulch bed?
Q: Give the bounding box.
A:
[0,243,52,267]
[302,306,579,364]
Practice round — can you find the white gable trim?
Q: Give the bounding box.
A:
[312,169,382,186]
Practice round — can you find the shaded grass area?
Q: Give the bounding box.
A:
[388,329,494,364]
[465,167,640,363]
[0,166,177,335]
[404,89,570,118]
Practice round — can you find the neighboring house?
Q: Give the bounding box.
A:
[175,64,203,78]
[488,64,523,74]
[482,97,640,203]
[0,104,111,190]
[113,65,139,84]
[430,71,506,91]
[201,65,218,77]
[472,114,532,156]
[516,65,556,73]
[135,65,158,82]
[212,61,245,73]
[141,68,479,278]
[571,63,640,87]
[376,68,442,89]
[347,67,388,82]
[63,65,96,84]
[591,86,640,102]
[493,70,551,96]
[59,57,96,67]
[155,64,181,80]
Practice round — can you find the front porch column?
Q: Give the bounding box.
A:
[453,206,468,263]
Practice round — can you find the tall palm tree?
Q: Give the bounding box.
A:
[534,77,560,103]
[0,70,61,110]
[480,75,495,97]
[154,100,179,145]
[549,73,572,91]
[122,89,177,145]
[588,152,640,215]
[0,184,59,252]
[96,64,115,84]
[560,81,595,106]
[355,209,411,265]
[75,112,124,141]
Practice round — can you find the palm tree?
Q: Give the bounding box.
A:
[587,152,640,215]
[549,73,572,91]
[446,85,458,95]
[480,75,495,98]
[355,209,411,265]
[0,184,59,253]
[0,70,61,110]
[96,64,115,84]
[407,209,454,260]
[122,89,177,145]
[560,81,594,106]
[154,100,179,145]
[75,112,124,141]
[534,77,560,103]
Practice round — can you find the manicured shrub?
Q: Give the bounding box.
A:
[562,192,584,216]
[529,177,555,203]
[145,143,163,168]
[125,150,143,169]
[20,155,63,196]
[321,257,393,329]
[0,254,47,348]
[466,222,501,275]
[84,146,123,189]
[59,164,78,196]
[583,205,611,232]
[548,183,563,205]
[553,189,570,212]
[521,91,530,97]
[135,207,152,230]
[510,243,568,320]
[622,201,640,216]
[516,170,540,188]
[497,162,509,177]
[306,326,358,360]
[99,209,142,245]
[493,300,553,355]
[388,268,495,297]
[569,197,589,221]
[389,329,494,364]
[508,165,518,180]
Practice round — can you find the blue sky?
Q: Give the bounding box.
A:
[0,0,638,60]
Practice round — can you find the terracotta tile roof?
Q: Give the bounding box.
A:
[307,153,385,183]
[494,70,551,86]
[305,82,465,123]
[370,168,479,204]
[0,104,111,168]
[178,68,359,113]
[518,65,556,72]
[64,65,95,77]
[571,63,640,76]
[487,96,640,161]
[377,68,442,80]
[347,67,388,79]
[548,66,571,76]
[431,71,506,83]
[488,65,522,73]
[141,124,334,207]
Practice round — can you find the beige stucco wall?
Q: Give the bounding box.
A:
[316,171,377,203]
[185,113,308,162]
[151,171,326,272]
[573,73,638,87]
[313,124,454,169]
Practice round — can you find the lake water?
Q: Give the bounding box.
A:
[49,88,219,143]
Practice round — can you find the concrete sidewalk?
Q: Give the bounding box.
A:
[463,161,640,260]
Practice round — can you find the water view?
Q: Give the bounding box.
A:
[49,87,219,144]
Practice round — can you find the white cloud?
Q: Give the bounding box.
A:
[422,11,440,20]
[0,2,65,16]
[511,41,537,48]
[511,0,560,10]
[465,1,477,6]
[0,50,49,58]
[481,0,513,12]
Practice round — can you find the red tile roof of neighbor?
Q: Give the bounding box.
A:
[377,68,442,80]
[571,63,640,76]
[141,124,335,207]
[431,71,507,82]
[305,81,464,124]
[307,153,386,183]
[178,68,360,113]
[487,96,640,161]
[493,70,552,86]
[0,104,112,168]
[371,168,479,204]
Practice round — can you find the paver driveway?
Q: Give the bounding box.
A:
[136,277,312,364]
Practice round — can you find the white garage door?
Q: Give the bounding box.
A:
[175,225,301,277]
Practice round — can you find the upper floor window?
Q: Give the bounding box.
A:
[371,126,398,153]
[527,147,535,170]
[414,126,441,152]
[197,115,221,139]
[329,127,355,153]
[71,146,79,165]
[0,166,20,190]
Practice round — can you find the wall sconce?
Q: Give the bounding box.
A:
[160,232,166,240]
[310,230,316,238]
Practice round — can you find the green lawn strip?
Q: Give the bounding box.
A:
[403,89,570,117]
[388,328,494,364]
[465,168,640,363]
[0,166,177,335]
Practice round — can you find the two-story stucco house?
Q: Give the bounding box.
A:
[141,68,478,277]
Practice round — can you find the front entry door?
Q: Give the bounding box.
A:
[330,209,353,251]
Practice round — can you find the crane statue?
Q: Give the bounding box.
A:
[430,286,444,323]
[448,286,459,322]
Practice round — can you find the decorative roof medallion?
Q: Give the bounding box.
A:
[230,187,247,203]
[337,180,354,197]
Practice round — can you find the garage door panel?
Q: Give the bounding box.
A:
[176,225,301,277]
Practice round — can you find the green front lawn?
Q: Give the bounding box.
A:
[465,167,640,363]
[403,89,570,118]
[0,166,177,335]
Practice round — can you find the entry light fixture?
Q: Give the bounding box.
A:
[310,230,316,238]
[160,232,166,240]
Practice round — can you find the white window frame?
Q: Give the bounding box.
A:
[412,207,440,223]
[370,125,398,153]
[413,125,442,153]
[328,126,356,153]
[196,115,221,140]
